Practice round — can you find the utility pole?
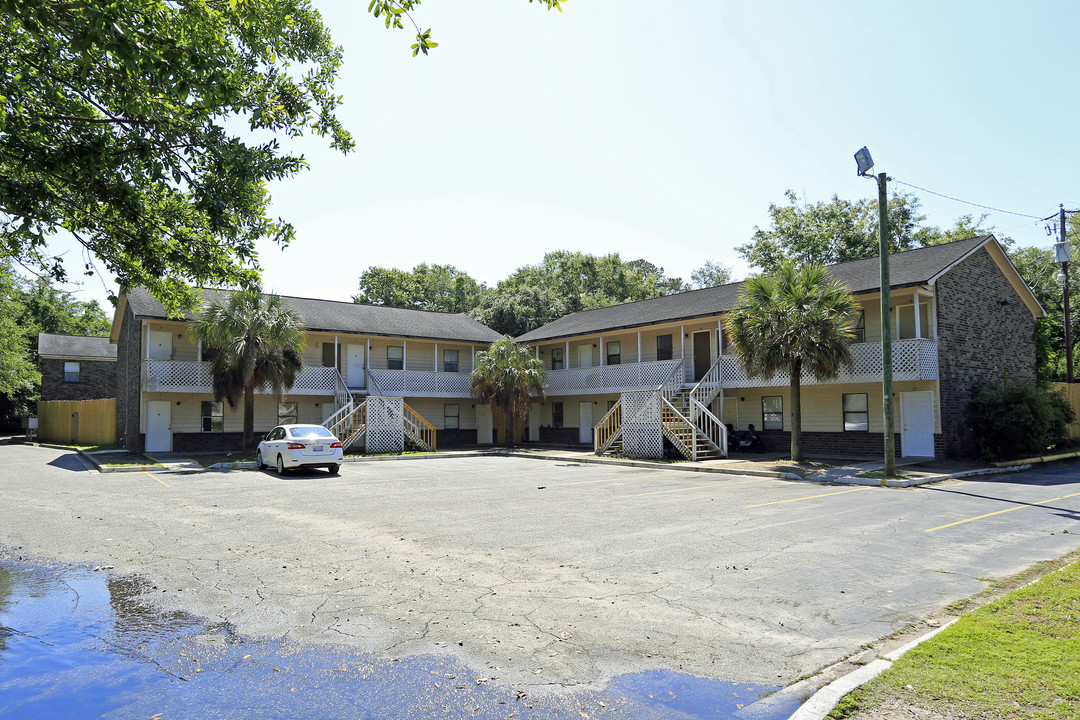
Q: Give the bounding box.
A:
[1059,205,1073,383]
[878,172,895,475]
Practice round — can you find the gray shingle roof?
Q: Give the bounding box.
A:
[38,334,117,360]
[516,236,994,343]
[123,288,503,344]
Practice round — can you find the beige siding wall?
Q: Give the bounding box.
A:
[538,394,620,428]
[406,397,477,430]
[722,381,939,433]
[141,393,328,434]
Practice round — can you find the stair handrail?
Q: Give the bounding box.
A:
[655,359,685,402]
[689,355,724,410]
[403,402,436,452]
[689,397,727,457]
[593,398,622,454]
[659,393,697,461]
[333,369,351,411]
[368,368,384,397]
[324,398,367,450]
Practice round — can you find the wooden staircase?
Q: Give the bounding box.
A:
[594,356,728,461]
[322,370,436,453]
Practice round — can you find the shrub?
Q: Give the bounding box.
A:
[966,380,1076,461]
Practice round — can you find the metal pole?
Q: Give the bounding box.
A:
[1063,205,1073,384]
[878,172,895,475]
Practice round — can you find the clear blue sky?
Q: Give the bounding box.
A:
[51,0,1080,309]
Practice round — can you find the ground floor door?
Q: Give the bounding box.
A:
[528,404,540,442]
[477,404,493,445]
[693,331,711,382]
[900,391,935,457]
[146,401,171,452]
[347,344,365,388]
[579,402,593,445]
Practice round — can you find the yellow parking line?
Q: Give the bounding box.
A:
[744,487,870,508]
[145,472,170,488]
[634,477,771,496]
[926,491,1080,532]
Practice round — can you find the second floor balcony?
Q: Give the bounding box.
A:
[543,359,683,396]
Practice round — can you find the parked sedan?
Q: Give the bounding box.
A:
[256,424,343,474]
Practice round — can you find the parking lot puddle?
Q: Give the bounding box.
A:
[0,561,795,719]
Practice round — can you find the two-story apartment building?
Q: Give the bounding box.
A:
[516,236,1044,459]
[110,289,503,453]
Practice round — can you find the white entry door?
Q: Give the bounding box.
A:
[578,345,593,369]
[579,402,593,445]
[528,403,540,442]
[900,391,935,457]
[347,344,365,388]
[146,401,172,452]
[477,404,493,445]
[148,331,172,360]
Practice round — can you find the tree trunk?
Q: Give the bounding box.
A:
[790,359,802,463]
[505,400,514,448]
[243,383,256,453]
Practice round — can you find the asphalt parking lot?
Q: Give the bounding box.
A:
[2,443,1079,690]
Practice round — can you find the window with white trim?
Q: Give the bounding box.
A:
[843,393,869,431]
[277,401,298,425]
[443,349,459,373]
[551,348,564,370]
[201,401,224,432]
[387,346,403,370]
[762,396,783,430]
[64,361,80,383]
[444,404,460,430]
[606,341,621,365]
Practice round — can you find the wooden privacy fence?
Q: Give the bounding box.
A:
[1052,383,1080,439]
[38,398,116,446]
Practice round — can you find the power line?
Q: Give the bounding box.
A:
[891,178,1043,220]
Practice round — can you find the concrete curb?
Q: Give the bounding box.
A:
[832,464,1029,488]
[759,618,961,720]
[993,449,1080,467]
[502,451,806,482]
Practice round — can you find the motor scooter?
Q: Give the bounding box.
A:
[725,423,765,453]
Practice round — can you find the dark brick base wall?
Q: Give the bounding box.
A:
[437,428,477,447]
[539,426,586,445]
[748,430,946,458]
[40,359,116,401]
[172,432,246,453]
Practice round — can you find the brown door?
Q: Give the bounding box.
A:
[693,331,711,382]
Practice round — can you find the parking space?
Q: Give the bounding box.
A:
[2,445,1079,691]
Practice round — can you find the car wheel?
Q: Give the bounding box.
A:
[327,464,340,474]
[276,454,287,474]
[255,450,265,470]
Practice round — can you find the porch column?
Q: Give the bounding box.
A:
[913,293,922,338]
[403,340,407,371]
[334,336,339,368]
[565,341,569,368]
[434,342,438,372]
[680,325,685,360]
[718,319,723,357]
[197,339,202,362]
[366,338,370,372]
[599,336,604,366]
[471,345,475,370]
[144,321,151,360]
[535,346,539,359]
[637,331,641,363]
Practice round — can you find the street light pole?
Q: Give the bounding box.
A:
[1059,205,1073,384]
[877,171,895,475]
[855,147,895,476]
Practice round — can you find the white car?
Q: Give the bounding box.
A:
[256,424,343,474]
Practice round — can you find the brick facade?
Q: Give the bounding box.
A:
[436,428,478,447]
[746,429,943,458]
[39,358,115,401]
[935,248,1036,457]
[116,303,144,452]
[539,426,585,445]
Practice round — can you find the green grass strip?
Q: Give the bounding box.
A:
[832,560,1080,719]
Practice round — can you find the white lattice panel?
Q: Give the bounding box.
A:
[366,396,404,452]
[719,338,939,389]
[621,390,664,458]
[144,361,213,393]
[281,366,337,395]
[543,359,682,396]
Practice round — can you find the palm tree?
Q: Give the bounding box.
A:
[725,261,858,462]
[192,290,306,453]
[470,336,545,447]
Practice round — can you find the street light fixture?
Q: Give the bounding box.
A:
[854,146,895,476]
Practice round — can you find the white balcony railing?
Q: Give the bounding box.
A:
[719,338,939,389]
[144,361,339,395]
[369,369,474,397]
[543,359,683,396]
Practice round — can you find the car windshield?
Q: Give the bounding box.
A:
[287,426,334,440]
